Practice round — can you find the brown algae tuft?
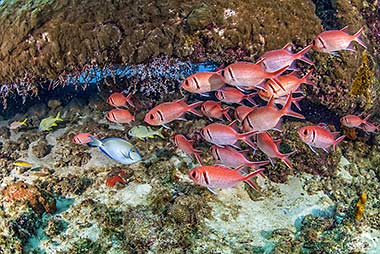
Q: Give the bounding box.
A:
[351,51,376,100]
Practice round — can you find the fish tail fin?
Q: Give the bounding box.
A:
[291,96,305,111]
[363,114,372,124]
[157,127,165,139]
[269,65,289,78]
[247,160,270,170]
[281,93,305,119]
[125,93,135,107]
[88,135,102,147]
[187,101,203,117]
[280,151,296,171]
[302,69,315,86]
[194,152,203,165]
[243,168,265,190]
[222,107,232,121]
[245,92,257,106]
[22,118,28,125]
[353,27,367,49]
[239,131,258,149]
[56,112,64,121]
[295,44,313,65]
[333,135,345,152]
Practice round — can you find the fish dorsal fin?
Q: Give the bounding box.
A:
[282,42,293,52]
[340,26,349,32]
[175,97,187,106]
[318,123,328,129]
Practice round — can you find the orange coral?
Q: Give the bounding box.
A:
[105,170,127,188]
[355,193,367,220]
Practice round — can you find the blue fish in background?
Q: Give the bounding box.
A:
[89,136,142,164]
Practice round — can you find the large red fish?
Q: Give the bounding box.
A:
[312,26,366,54]
[259,70,314,102]
[234,105,256,122]
[201,101,232,121]
[215,86,257,105]
[189,165,264,192]
[106,109,135,124]
[201,121,257,149]
[107,92,134,108]
[256,132,294,170]
[259,44,313,72]
[211,145,269,170]
[144,98,202,127]
[181,72,225,94]
[174,134,202,164]
[242,93,305,133]
[218,61,288,91]
[298,123,345,153]
[72,133,94,144]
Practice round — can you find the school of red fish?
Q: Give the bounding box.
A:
[94,27,376,193]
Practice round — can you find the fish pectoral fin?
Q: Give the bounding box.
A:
[51,123,57,127]
[207,187,217,194]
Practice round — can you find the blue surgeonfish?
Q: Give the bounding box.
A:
[89,136,142,165]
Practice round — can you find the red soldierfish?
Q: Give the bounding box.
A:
[211,145,269,170]
[298,123,345,153]
[107,92,134,108]
[174,134,202,164]
[144,98,202,127]
[201,121,257,149]
[189,165,264,192]
[181,72,225,94]
[312,26,366,54]
[340,114,371,128]
[259,44,313,72]
[256,132,294,170]
[218,61,288,91]
[215,86,257,105]
[72,133,94,144]
[106,109,135,124]
[201,101,232,121]
[259,69,314,99]
[242,93,305,133]
[234,105,256,122]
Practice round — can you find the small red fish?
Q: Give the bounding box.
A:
[312,26,366,54]
[340,114,371,128]
[215,86,257,105]
[107,92,134,108]
[189,165,264,192]
[174,134,202,164]
[211,145,269,170]
[256,132,294,170]
[201,121,257,149]
[106,109,135,124]
[144,98,202,127]
[234,105,256,122]
[258,69,314,109]
[298,123,345,153]
[72,133,94,144]
[181,72,225,94]
[259,44,313,72]
[242,94,305,133]
[201,101,232,121]
[218,61,288,91]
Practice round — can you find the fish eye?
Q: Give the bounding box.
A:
[220,70,225,77]
[191,171,196,178]
[312,40,316,46]
[149,114,154,120]
[184,80,189,86]
[303,129,308,135]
